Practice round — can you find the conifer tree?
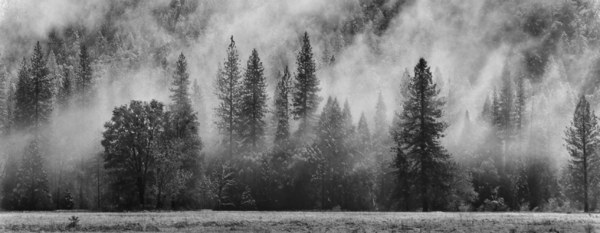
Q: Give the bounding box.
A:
[215,36,242,158]
[0,69,7,135]
[240,49,268,149]
[191,78,206,131]
[168,53,202,208]
[29,42,53,130]
[292,32,321,140]
[57,71,72,109]
[170,53,196,137]
[564,95,600,212]
[499,72,514,140]
[342,99,354,136]
[514,74,526,132]
[481,95,492,123]
[394,58,453,211]
[274,66,291,146]
[14,138,53,210]
[77,44,93,106]
[373,92,387,140]
[314,97,346,208]
[14,58,31,130]
[357,112,370,145]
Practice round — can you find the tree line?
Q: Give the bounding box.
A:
[0,29,597,212]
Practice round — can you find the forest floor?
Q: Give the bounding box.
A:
[0,211,599,232]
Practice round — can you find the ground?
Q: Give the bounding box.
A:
[0,211,599,232]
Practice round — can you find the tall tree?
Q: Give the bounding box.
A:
[274,66,291,146]
[373,92,387,140]
[292,32,321,140]
[170,53,195,137]
[57,70,72,109]
[313,97,346,209]
[14,58,31,130]
[394,58,453,211]
[215,36,242,158]
[240,49,268,149]
[77,44,93,106]
[514,74,526,133]
[29,42,53,131]
[0,69,7,135]
[191,78,206,132]
[168,53,203,209]
[357,112,370,145]
[564,95,600,212]
[102,100,167,208]
[342,99,354,136]
[14,138,53,210]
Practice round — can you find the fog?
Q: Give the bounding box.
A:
[1,0,599,170]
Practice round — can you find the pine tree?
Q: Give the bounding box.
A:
[14,138,53,210]
[357,112,370,145]
[57,70,72,109]
[191,78,206,132]
[292,32,321,140]
[0,69,7,135]
[239,49,268,150]
[170,53,195,136]
[514,74,526,132]
[565,95,600,212]
[274,66,291,146]
[499,72,514,140]
[314,97,346,208]
[14,58,31,130]
[481,95,492,123]
[394,58,453,211]
[77,44,93,106]
[373,92,387,140]
[29,42,53,131]
[168,53,203,208]
[215,36,243,158]
[342,99,354,136]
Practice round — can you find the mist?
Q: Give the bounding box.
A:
[1,0,600,212]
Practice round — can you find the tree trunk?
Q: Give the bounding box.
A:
[137,177,145,208]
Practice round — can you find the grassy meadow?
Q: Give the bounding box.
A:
[0,211,599,232]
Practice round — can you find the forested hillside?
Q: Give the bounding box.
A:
[1,0,600,212]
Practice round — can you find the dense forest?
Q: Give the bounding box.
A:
[2,0,600,212]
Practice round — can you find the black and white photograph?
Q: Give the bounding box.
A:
[0,0,600,232]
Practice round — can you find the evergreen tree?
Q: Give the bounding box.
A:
[498,72,514,140]
[77,44,93,106]
[215,36,243,158]
[57,71,72,109]
[564,95,600,212]
[29,42,53,131]
[481,95,492,123]
[292,32,321,140]
[514,74,526,132]
[1,154,19,210]
[168,53,203,209]
[47,51,62,99]
[394,58,453,211]
[170,53,195,137]
[14,138,53,210]
[191,78,206,132]
[0,69,7,135]
[313,97,346,209]
[373,92,387,140]
[14,58,31,130]
[357,112,370,145]
[274,66,291,146]
[240,49,268,150]
[342,99,354,136]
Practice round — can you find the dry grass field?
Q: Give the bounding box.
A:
[0,211,599,232]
